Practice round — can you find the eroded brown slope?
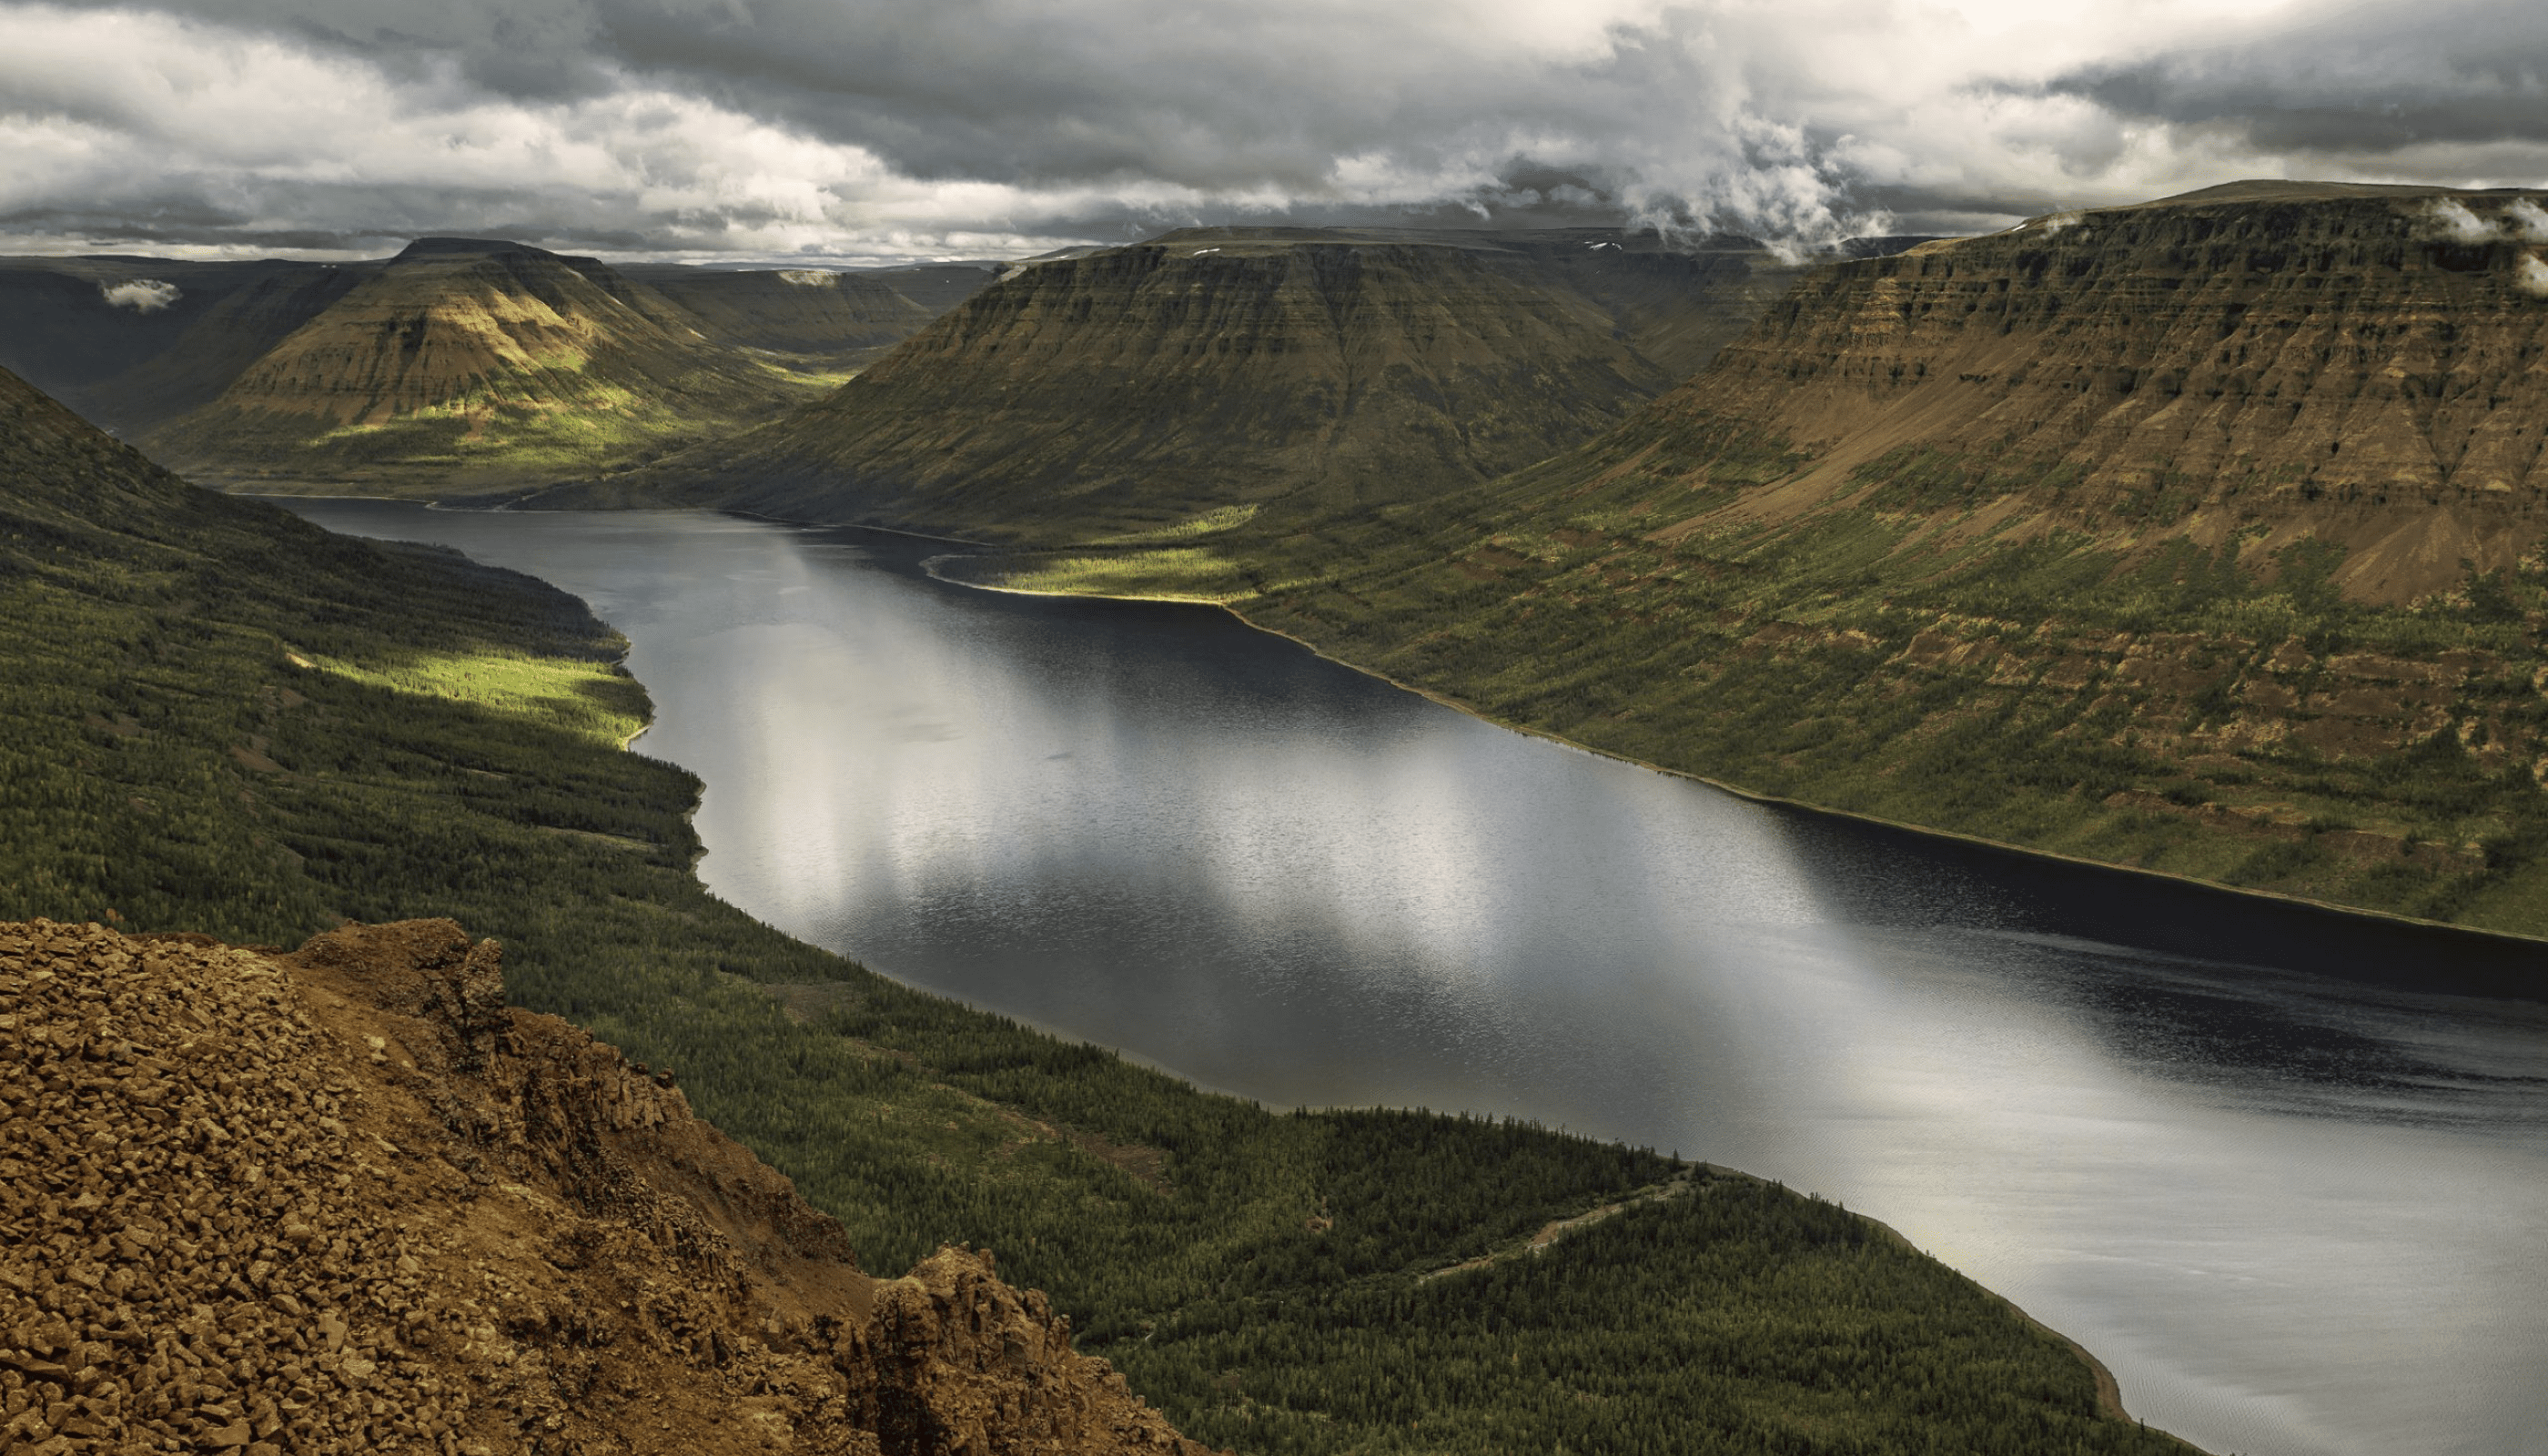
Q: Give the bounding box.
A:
[612,268,937,363]
[600,228,1798,541]
[1642,184,2548,602]
[0,917,1210,1456]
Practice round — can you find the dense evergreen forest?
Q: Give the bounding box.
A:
[0,368,2200,1452]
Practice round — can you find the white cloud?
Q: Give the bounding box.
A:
[2426,198,2498,241]
[98,278,179,311]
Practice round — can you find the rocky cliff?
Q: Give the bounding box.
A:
[0,917,1212,1456]
[602,228,1797,541]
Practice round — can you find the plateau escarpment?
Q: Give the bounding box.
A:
[1629,179,2548,602]
[0,915,1209,1456]
[141,238,832,491]
[1079,184,2548,938]
[595,228,1799,541]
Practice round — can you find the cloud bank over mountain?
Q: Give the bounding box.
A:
[3,0,2543,262]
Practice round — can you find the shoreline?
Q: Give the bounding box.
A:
[925,553,2548,963]
[281,494,2214,1447]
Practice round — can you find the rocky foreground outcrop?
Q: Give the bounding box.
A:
[0,918,1211,1456]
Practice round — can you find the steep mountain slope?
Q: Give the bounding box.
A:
[138,239,830,491]
[593,228,1799,541]
[0,361,2201,1454]
[1433,226,1809,379]
[0,915,1208,1456]
[1001,184,2548,937]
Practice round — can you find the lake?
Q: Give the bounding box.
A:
[282,499,2548,1456]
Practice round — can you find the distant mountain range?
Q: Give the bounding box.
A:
[569,226,1844,540]
[0,241,995,488]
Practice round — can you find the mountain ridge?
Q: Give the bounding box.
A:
[0,242,995,484]
[574,227,1812,541]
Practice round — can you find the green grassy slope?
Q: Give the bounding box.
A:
[0,363,2199,1451]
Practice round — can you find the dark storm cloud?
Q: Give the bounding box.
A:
[3,0,2543,260]
[2046,0,2548,159]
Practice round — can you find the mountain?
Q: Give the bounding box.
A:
[0,250,997,463]
[134,238,845,490]
[612,262,940,362]
[1018,184,2548,936]
[583,227,1806,541]
[1584,180,2548,604]
[0,915,1209,1456]
[74,264,379,433]
[0,257,372,434]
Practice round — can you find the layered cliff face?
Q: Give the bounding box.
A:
[137,240,830,491]
[611,228,1796,541]
[1114,185,2548,935]
[0,916,1210,1456]
[1625,180,2548,602]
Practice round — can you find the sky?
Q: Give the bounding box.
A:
[2,0,2544,264]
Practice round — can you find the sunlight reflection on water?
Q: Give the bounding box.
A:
[283,500,2548,1456]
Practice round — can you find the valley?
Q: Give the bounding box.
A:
[285,498,2548,1456]
[6,180,2544,1456]
[0,362,2199,1452]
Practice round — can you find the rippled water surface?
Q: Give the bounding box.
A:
[287,500,2548,1456]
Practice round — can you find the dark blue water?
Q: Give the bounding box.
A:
[283,500,2548,1456]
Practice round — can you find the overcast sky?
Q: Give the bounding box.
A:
[3,0,2544,263]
